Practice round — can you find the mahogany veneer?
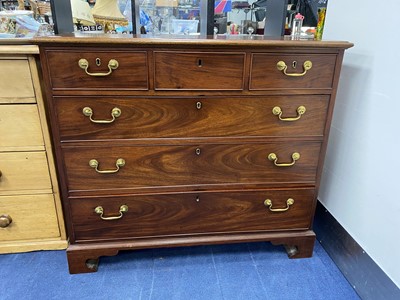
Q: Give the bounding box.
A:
[35,35,353,273]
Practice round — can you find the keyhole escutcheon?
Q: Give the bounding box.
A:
[195,148,201,155]
[197,59,203,67]
[196,101,202,110]
[96,58,101,66]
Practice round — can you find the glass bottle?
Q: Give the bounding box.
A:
[291,13,304,40]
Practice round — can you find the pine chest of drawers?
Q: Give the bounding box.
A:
[0,45,67,253]
[36,36,352,274]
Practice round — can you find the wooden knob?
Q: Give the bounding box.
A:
[0,215,12,228]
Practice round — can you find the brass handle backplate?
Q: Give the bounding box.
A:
[82,107,121,124]
[264,198,294,212]
[268,152,300,167]
[94,205,128,221]
[78,58,119,76]
[89,158,125,174]
[272,106,306,121]
[0,214,12,228]
[276,60,312,77]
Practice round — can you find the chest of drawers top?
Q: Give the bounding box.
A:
[36,35,352,94]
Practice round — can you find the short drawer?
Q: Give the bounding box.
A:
[0,194,60,241]
[55,95,329,141]
[250,53,337,90]
[0,58,35,103]
[0,152,52,195]
[0,105,44,151]
[154,51,245,90]
[70,188,315,242]
[44,50,148,90]
[62,142,321,192]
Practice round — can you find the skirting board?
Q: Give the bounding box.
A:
[313,201,400,300]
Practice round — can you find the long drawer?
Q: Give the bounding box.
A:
[0,152,52,195]
[70,188,315,242]
[0,194,60,241]
[250,53,337,90]
[62,142,321,192]
[55,95,329,141]
[44,50,148,90]
[0,105,44,151]
[0,58,35,103]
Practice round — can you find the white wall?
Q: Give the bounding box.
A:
[319,0,400,288]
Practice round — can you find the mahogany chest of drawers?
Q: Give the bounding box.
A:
[36,36,352,273]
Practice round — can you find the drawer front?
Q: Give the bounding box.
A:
[0,152,52,195]
[45,50,148,90]
[0,105,44,150]
[0,194,60,241]
[154,52,245,90]
[0,58,35,103]
[63,142,321,191]
[70,189,315,241]
[55,95,329,141]
[250,54,337,90]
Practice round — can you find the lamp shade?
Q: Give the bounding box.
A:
[91,0,128,27]
[70,0,96,26]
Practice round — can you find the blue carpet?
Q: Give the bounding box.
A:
[0,241,359,300]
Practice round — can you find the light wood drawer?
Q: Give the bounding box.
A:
[62,142,321,192]
[154,51,245,90]
[250,53,337,90]
[55,95,329,141]
[44,50,148,90]
[70,188,315,242]
[0,194,60,241]
[0,58,36,103]
[0,105,44,151]
[0,152,52,195]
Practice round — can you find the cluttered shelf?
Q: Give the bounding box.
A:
[0,0,329,40]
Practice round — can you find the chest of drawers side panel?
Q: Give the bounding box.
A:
[312,49,346,196]
[29,55,67,242]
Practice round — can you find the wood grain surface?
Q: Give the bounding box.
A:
[250,53,337,90]
[45,50,148,90]
[70,188,315,241]
[62,142,321,191]
[55,95,329,141]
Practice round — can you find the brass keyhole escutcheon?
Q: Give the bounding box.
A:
[195,148,201,155]
[276,60,312,77]
[78,58,119,77]
[292,61,297,68]
[196,101,202,110]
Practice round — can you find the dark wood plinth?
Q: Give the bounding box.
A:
[66,231,315,274]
